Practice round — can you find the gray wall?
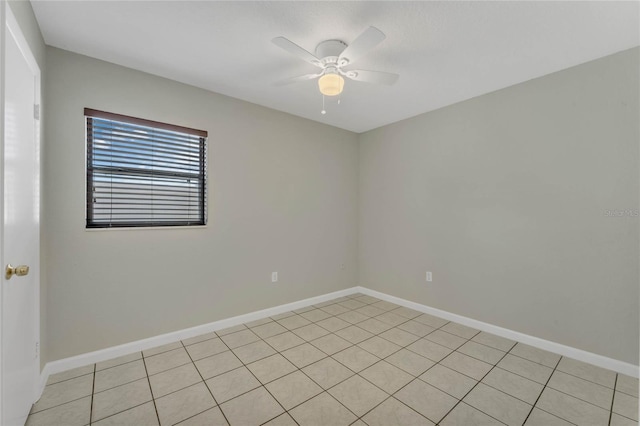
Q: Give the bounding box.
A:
[7,1,44,66]
[6,0,47,368]
[43,47,359,361]
[43,43,639,365]
[359,48,639,364]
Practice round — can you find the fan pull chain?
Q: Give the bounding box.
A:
[321,95,326,115]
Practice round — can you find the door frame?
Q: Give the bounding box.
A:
[0,2,42,420]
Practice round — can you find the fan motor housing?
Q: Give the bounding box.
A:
[315,40,347,61]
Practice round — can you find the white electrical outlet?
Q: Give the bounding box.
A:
[426,271,432,282]
[271,272,278,283]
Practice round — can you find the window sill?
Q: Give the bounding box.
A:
[85,225,208,232]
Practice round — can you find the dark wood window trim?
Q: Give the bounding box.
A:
[84,108,208,138]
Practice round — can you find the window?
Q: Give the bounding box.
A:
[85,108,207,228]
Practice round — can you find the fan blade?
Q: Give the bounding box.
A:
[338,26,386,65]
[273,72,323,87]
[342,69,399,85]
[272,37,323,67]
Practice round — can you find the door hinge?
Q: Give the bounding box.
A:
[34,104,40,120]
[35,341,39,358]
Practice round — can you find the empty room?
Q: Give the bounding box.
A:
[1,1,638,425]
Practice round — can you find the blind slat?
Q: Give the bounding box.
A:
[91,157,201,171]
[90,128,202,152]
[92,145,201,162]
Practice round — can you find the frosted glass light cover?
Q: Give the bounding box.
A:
[318,73,344,96]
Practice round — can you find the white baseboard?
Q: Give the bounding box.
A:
[37,287,358,398]
[38,285,639,401]
[355,286,639,379]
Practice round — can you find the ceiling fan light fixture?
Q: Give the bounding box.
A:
[318,73,344,96]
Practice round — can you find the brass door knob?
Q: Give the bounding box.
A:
[5,264,29,280]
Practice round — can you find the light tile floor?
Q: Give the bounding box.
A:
[27,293,639,426]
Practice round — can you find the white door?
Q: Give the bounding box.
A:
[1,4,41,425]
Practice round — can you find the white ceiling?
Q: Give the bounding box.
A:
[31,1,639,133]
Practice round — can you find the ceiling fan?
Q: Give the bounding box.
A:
[272,26,399,100]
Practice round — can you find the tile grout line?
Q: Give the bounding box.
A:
[212,330,297,426]
[608,374,618,426]
[433,334,514,425]
[475,368,545,408]
[93,352,145,372]
[179,340,233,426]
[534,407,581,426]
[141,351,162,426]
[430,339,564,410]
[545,361,620,390]
[31,375,99,417]
[614,387,639,399]
[491,360,552,387]
[91,377,155,400]
[83,364,188,402]
[444,341,620,409]
[89,363,96,425]
[44,370,94,387]
[537,377,621,415]
[346,334,453,423]
[498,349,622,392]
[28,396,88,417]
[521,353,563,425]
[91,401,156,425]
[88,374,170,424]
